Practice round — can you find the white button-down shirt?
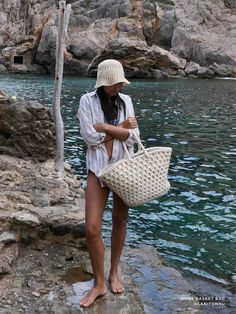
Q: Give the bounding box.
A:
[77,90,140,179]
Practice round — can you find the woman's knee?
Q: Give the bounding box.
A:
[85,223,102,239]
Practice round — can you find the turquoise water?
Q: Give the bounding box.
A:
[0,74,235,284]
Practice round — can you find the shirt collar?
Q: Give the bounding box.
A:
[91,90,124,99]
[90,90,97,97]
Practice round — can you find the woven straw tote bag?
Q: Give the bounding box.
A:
[98,132,172,207]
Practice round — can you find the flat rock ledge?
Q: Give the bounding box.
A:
[0,155,235,313]
[0,154,85,240]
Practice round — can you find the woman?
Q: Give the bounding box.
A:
[78,59,139,307]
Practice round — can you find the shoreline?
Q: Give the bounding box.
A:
[1,72,236,81]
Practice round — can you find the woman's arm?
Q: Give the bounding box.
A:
[78,95,106,147]
[94,117,138,141]
[94,118,138,160]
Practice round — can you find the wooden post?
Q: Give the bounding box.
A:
[52,1,71,178]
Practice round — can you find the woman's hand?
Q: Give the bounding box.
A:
[119,117,138,129]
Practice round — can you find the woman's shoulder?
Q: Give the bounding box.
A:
[80,90,96,100]
[80,90,98,107]
[118,92,132,103]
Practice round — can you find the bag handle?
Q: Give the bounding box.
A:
[122,131,148,159]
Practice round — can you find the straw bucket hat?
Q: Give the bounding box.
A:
[95,59,130,89]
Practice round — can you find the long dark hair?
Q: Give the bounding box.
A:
[97,87,126,122]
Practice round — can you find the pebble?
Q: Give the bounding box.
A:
[32,291,40,297]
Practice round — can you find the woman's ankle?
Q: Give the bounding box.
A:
[109,269,119,279]
[94,279,107,289]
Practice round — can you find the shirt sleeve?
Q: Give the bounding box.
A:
[77,94,106,148]
[122,95,140,148]
[125,127,140,147]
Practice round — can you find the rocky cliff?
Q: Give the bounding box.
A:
[0,91,55,161]
[0,0,236,78]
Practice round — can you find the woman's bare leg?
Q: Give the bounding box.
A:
[80,172,110,307]
[109,193,129,293]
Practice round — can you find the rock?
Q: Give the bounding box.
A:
[0,232,17,244]
[197,67,214,79]
[49,223,72,236]
[72,224,86,239]
[0,242,141,313]
[0,96,56,161]
[122,246,202,314]
[185,61,201,75]
[186,276,236,311]
[36,226,49,240]
[7,243,234,313]
[21,234,34,245]
[172,0,236,71]
[36,21,58,73]
[0,64,7,73]
[152,69,169,79]
[154,7,176,49]
[88,38,186,78]
[0,243,19,276]
[214,63,233,77]
[31,193,50,207]
[10,212,40,227]
[31,291,40,297]
[0,153,85,241]
[1,0,235,77]
[0,243,202,314]
[0,243,4,253]
[225,0,236,9]
[178,68,187,77]
[0,90,10,104]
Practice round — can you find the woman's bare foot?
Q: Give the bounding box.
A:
[108,274,124,294]
[80,285,107,308]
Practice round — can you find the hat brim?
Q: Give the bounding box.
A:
[95,78,130,89]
